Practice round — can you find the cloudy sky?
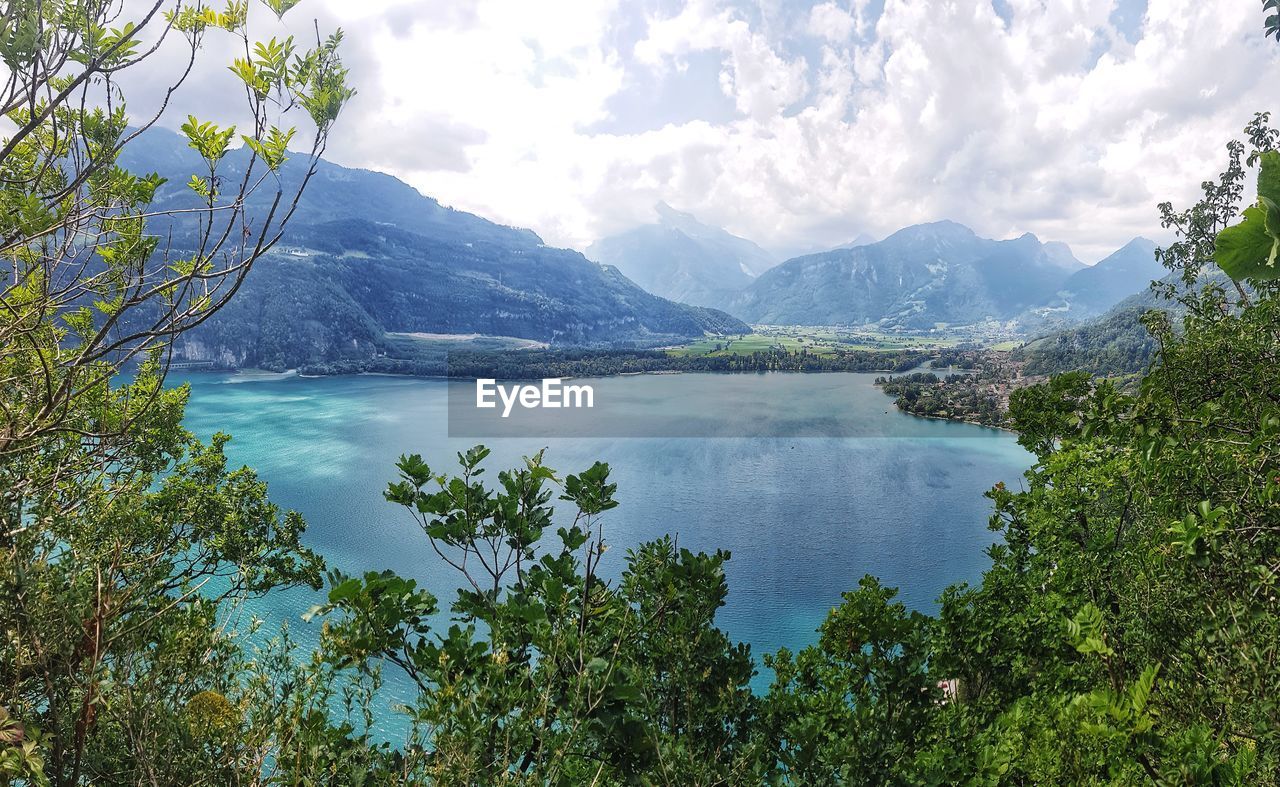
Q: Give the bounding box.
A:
[133,0,1278,262]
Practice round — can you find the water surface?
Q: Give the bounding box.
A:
[178,371,1031,729]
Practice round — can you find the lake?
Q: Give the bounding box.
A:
[178,370,1031,730]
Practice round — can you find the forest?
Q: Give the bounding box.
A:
[4,1,1280,785]
[299,346,928,378]
[874,371,1007,428]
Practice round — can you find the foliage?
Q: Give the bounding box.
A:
[1016,298,1166,378]
[0,0,352,463]
[0,363,343,785]
[5,6,1280,785]
[757,577,940,785]
[0,1,354,783]
[1215,150,1280,280]
[292,344,926,378]
[306,448,761,783]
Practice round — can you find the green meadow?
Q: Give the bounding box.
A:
[668,326,968,357]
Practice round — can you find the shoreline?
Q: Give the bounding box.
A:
[196,365,916,382]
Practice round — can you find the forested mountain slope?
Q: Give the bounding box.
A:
[727,221,1087,327]
[1016,271,1234,377]
[120,130,747,368]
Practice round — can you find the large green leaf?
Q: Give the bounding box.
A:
[1216,205,1280,280]
[1265,195,1280,238]
[1215,151,1280,281]
[1259,150,1280,205]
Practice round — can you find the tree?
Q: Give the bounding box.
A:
[757,577,939,785]
[790,115,1280,783]
[0,0,353,465]
[309,448,761,784]
[0,1,352,783]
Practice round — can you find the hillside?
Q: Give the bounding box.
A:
[120,131,747,368]
[1013,271,1235,377]
[727,221,1087,327]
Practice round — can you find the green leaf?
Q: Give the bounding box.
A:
[1215,204,1280,280]
[586,656,610,674]
[1128,664,1159,713]
[1259,151,1280,206]
[263,0,303,18]
[1263,194,1280,238]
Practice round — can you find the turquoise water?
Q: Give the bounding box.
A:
[178,371,1031,731]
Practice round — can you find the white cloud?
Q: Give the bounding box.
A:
[807,2,856,42]
[116,0,1280,263]
[635,0,809,120]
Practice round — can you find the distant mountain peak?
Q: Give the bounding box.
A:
[834,232,877,250]
[1016,236,1166,327]
[652,201,731,245]
[587,204,778,310]
[1116,236,1158,253]
[654,200,695,225]
[1093,237,1159,269]
[1042,240,1085,271]
[879,219,979,247]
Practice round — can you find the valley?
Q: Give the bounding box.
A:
[9,2,1279,783]
[666,323,1022,357]
[110,130,1169,379]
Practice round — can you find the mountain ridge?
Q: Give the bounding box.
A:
[121,129,747,369]
[727,220,1086,327]
[725,221,1157,329]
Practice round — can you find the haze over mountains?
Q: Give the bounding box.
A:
[728,221,1089,327]
[1040,238,1164,318]
[594,213,1164,330]
[121,130,747,368]
[585,202,776,309]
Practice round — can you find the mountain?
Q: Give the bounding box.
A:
[1017,295,1165,378]
[834,233,877,250]
[1016,268,1233,377]
[727,221,1085,327]
[118,130,747,368]
[1043,241,1087,273]
[119,129,544,249]
[1019,237,1163,326]
[1057,238,1163,315]
[585,203,777,309]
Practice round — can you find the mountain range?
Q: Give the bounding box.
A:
[1018,238,1164,328]
[725,221,1091,327]
[585,203,776,309]
[123,128,1168,369]
[120,130,748,369]
[596,215,1163,329]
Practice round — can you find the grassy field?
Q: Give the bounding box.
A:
[382,332,546,361]
[667,326,968,358]
[987,340,1024,351]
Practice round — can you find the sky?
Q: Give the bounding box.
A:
[127,0,1279,263]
